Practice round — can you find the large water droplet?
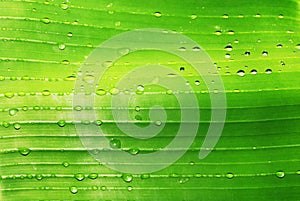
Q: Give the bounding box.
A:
[225,45,233,51]
[18,148,31,156]
[4,92,14,98]
[69,186,78,194]
[109,138,121,149]
[122,174,133,183]
[262,51,268,56]
[276,171,285,178]
[58,43,66,50]
[250,69,257,75]
[9,108,18,116]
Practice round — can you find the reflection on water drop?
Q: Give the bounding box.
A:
[128,148,139,155]
[95,120,103,126]
[192,46,200,51]
[276,44,283,48]
[42,90,50,96]
[58,43,66,50]
[244,51,250,56]
[195,80,200,86]
[190,14,197,20]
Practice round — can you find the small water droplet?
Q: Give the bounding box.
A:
[226,172,234,179]
[109,87,119,95]
[14,123,21,130]
[35,174,43,180]
[195,80,200,86]
[262,51,268,56]
[96,89,106,96]
[278,14,284,18]
[62,161,69,167]
[100,186,107,191]
[135,106,141,112]
[265,69,272,74]
[118,48,130,55]
[166,89,173,95]
[276,171,285,178]
[179,47,186,51]
[109,138,121,149]
[4,92,14,98]
[255,13,261,18]
[42,90,50,96]
[155,120,162,126]
[179,67,185,71]
[74,173,85,181]
[296,170,300,175]
[58,43,66,50]
[276,44,283,48]
[141,174,150,179]
[9,108,19,116]
[190,14,197,19]
[74,105,82,111]
[67,32,73,37]
[225,53,231,58]
[88,173,98,180]
[250,69,257,75]
[41,17,50,24]
[2,121,10,128]
[189,161,195,166]
[95,120,103,126]
[225,45,233,51]
[60,3,68,10]
[57,120,66,127]
[128,148,139,155]
[83,74,95,84]
[296,44,300,50]
[222,14,229,18]
[237,70,245,77]
[244,51,250,56]
[215,30,222,35]
[192,46,200,51]
[18,148,31,156]
[61,60,70,65]
[227,30,235,35]
[122,174,133,183]
[154,12,162,18]
[69,186,78,194]
[127,186,133,192]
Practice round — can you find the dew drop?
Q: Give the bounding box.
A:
[41,17,50,24]
[262,51,268,56]
[135,106,141,112]
[4,92,14,98]
[88,173,98,180]
[2,121,10,128]
[95,120,103,126]
[128,148,139,155]
[155,120,162,126]
[141,174,150,179]
[96,89,106,96]
[61,60,70,65]
[74,105,82,111]
[192,46,200,51]
[109,87,119,95]
[225,45,233,51]
[83,74,95,84]
[9,108,19,116]
[244,51,250,56]
[136,85,144,93]
[276,171,285,178]
[255,13,261,18]
[179,47,186,51]
[67,32,73,37]
[179,67,185,71]
[109,138,121,149]
[227,30,235,35]
[265,69,272,74]
[250,69,257,75]
[74,173,85,181]
[296,44,300,50]
[100,186,107,191]
[122,174,133,183]
[226,172,234,179]
[190,14,197,20]
[237,70,245,77]
[154,12,162,18]
[127,186,133,192]
[222,14,229,18]
[62,161,69,167]
[189,161,195,166]
[166,89,173,95]
[278,14,284,19]
[57,120,66,127]
[35,174,43,180]
[18,148,31,156]
[58,43,66,50]
[276,44,283,48]
[225,53,231,58]
[118,48,130,55]
[195,80,200,86]
[60,3,68,10]
[14,123,21,130]
[296,170,300,175]
[215,30,222,35]
[69,186,78,194]
[42,90,50,96]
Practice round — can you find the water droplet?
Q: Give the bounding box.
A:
[179,47,186,51]
[192,46,200,51]
[35,174,43,180]
[296,44,300,50]
[222,14,229,18]
[41,17,50,24]
[296,170,300,175]
[128,148,139,155]
[278,14,284,19]
[83,74,95,84]
[244,51,250,56]
[57,120,66,127]
[74,105,82,111]
[215,30,222,35]
[276,44,283,48]
[100,186,107,191]
[58,43,66,50]
[155,120,162,126]
[4,92,14,98]
[227,30,235,35]
[141,174,150,179]
[237,70,245,77]
[195,80,200,86]
[255,13,261,18]
[178,177,189,184]
[14,123,21,130]
[135,106,141,112]
[92,186,98,190]
[60,3,68,10]
[226,172,234,179]
[96,89,106,96]
[18,148,31,156]
[67,32,73,37]
[69,186,78,194]
[74,173,85,181]
[262,51,268,56]
[62,161,69,167]
[136,85,144,94]
[250,69,257,75]
[109,87,119,95]
[102,61,113,68]
[122,174,133,183]
[61,60,70,65]
[9,108,19,116]
[2,121,10,128]
[265,69,272,74]
[33,106,40,111]
[276,171,285,178]
[118,48,130,55]
[42,90,50,96]
[166,89,173,95]
[225,45,233,51]
[127,186,133,192]
[190,14,197,20]
[179,67,185,71]
[225,53,231,58]
[95,120,103,126]
[109,138,121,149]
[189,161,195,166]
[154,12,162,18]
[88,173,98,180]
